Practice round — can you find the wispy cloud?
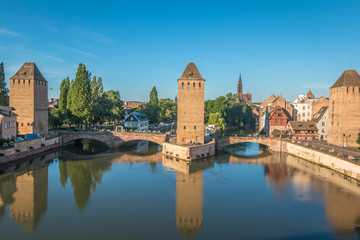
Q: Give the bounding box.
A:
[302,82,330,89]
[61,46,96,57]
[47,55,63,63]
[0,28,21,37]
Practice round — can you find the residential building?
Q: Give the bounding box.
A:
[311,97,329,118]
[10,62,48,135]
[312,106,328,140]
[328,70,360,147]
[292,90,329,121]
[285,121,318,140]
[237,73,252,104]
[259,95,294,130]
[268,106,292,137]
[0,107,17,139]
[123,112,149,131]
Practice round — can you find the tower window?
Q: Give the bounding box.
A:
[199,83,201,88]
[194,126,196,130]
[18,80,20,84]
[193,83,195,88]
[13,80,15,84]
[182,82,184,88]
[184,126,186,129]
[187,82,190,88]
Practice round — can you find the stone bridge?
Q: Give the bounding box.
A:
[60,131,170,148]
[216,137,282,151]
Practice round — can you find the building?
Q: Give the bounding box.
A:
[10,63,48,135]
[312,106,328,140]
[292,90,329,121]
[177,63,205,144]
[0,106,17,139]
[311,97,329,118]
[328,70,360,147]
[268,106,292,137]
[285,121,318,140]
[259,95,294,130]
[237,73,252,104]
[122,101,145,110]
[48,98,59,109]
[123,112,149,131]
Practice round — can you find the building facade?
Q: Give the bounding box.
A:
[268,106,292,137]
[312,106,328,140]
[285,121,319,140]
[10,63,48,135]
[177,63,205,145]
[0,107,17,139]
[237,73,252,104]
[328,70,360,147]
[123,112,149,131]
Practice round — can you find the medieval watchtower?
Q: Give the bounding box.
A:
[177,63,205,145]
[328,70,360,147]
[10,62,48,135]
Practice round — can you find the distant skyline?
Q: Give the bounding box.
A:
[1,0,359,102]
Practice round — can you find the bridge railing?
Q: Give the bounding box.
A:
[117,128,167,135]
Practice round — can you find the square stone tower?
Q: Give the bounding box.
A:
[328,70,360,147]
[10,62,48,135]
[177,63,205,145]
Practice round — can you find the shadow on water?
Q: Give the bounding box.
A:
[64,139,109,156]
[223,142,271,158]
[116,140,162,156]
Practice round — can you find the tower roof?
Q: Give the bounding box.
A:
[178,63,204,80]
[10,62,47,81]
[307,89,314,99]
[238,73,242,84]
[330,70,360,88]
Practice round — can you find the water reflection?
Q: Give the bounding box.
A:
[163,156,214,238]
[224,142,269,158]
[0,144,359,238]
[58,157,112,211]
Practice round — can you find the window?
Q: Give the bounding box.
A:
[184,126,186,129]
[21,123,23,126]
[199,83,201,88]
[275,119,278,123]
[4,122,7,129]
[182,82,184,88]
[322,122,325,126]
[322,129,325,133]
[307,113,310,116]
[302,113,305,117]
[193,83,195,88]
[303,106,305,110]
[187,82,190,88]
[27,123,30,126]
[194,126,196,130]
[308,106,310,109]
[280,120,283,124]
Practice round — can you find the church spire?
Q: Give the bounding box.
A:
[237,73,243,96]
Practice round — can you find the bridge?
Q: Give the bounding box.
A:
[216,137,282,152]
[60,131,170,148]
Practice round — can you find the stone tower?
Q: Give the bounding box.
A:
[177,63,205,144]
[10,62,48,135]
[328,70,360,147]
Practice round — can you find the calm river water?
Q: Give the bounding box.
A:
[0,141,359,240]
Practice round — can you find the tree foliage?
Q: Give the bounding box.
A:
[0,62,9,106]
[149,86,158,105]
[205,93,255,129]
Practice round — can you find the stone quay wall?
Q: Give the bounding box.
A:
[162,141,215,161]
[0,136,62,165]
[281,141,360,181]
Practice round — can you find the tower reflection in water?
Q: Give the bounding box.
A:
[163,155,214,238]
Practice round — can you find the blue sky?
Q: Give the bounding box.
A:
[1,0,359,102]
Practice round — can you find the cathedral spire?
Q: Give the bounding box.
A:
[237,73,243,96]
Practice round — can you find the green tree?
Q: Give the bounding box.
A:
[48,108,62,129]
[357,133,360,150]
[0,62,9,106]
[59,77,70,122]
[208,112,225,129]
[104,90,124,123]
[149,86,158,105]
[68,64,92,127]
[158,98,177,122]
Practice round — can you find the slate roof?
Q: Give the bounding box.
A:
[124,112,149,122]
[312,106,328,123]
[0,106,15,117]
[10,62,47,81]
[288,121,318,131]
[330,70,360,88]
[178,63,204,80]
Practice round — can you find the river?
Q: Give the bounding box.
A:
[0,141,359,240]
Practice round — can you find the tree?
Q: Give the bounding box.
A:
[59,77,70,121]
[149,86,158,105]
[208,112,225,129]
[68,64,92,127]
[0,62,9,106]
[48,108,62,129]
[104,90,124,123]
[357,133,360,150]
[158,98,177,122]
